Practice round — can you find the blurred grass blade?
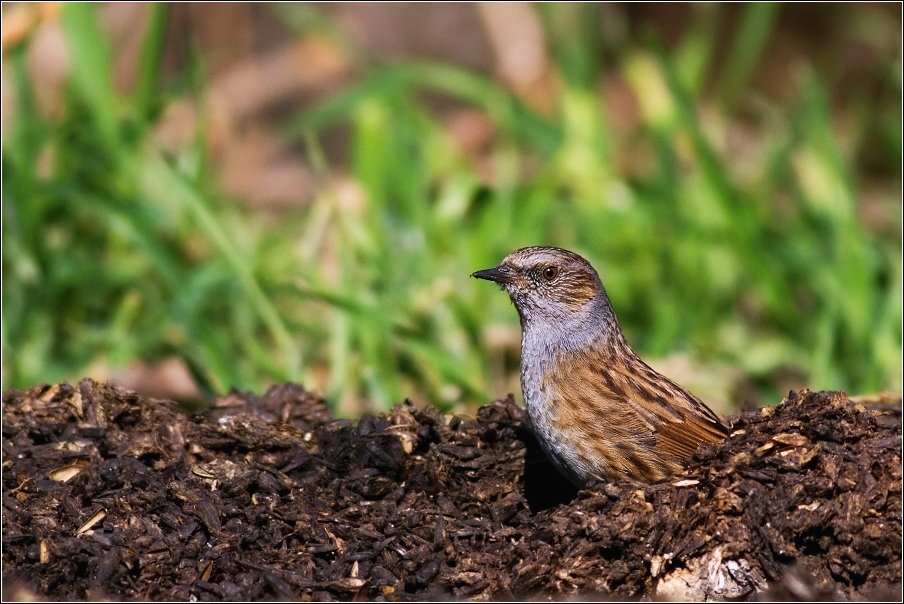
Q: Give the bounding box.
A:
[720,3,780,109]
[135,3,169,123]
[673,4,721,94]
[537,3,601,90]
[60,3,119,147]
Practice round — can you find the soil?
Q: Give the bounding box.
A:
[2,380,901,601]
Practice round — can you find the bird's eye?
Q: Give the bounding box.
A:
[542,266,559,281]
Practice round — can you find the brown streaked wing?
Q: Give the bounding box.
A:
[545,355,658,449]
[655,415,727,459]
[573,344,729,461]
[625,365,727,458]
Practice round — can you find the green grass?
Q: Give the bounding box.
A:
[2,4,900,413]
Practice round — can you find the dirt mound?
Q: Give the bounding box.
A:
[2,380,901,600]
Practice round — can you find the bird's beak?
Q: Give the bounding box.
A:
[471,265,516,285]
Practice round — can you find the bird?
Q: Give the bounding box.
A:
[472,246,728,486]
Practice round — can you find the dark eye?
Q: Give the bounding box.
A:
[542,266,559,281]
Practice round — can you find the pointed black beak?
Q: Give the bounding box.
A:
[471,265,515,284]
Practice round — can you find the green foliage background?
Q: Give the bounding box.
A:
[2,4,901,412]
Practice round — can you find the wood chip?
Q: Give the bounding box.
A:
[39,540,51,564]
[49,465,82,483]
[773,433,809,447]
[672,479,700,487]
[753,441,775,456]
[76,509,106,536]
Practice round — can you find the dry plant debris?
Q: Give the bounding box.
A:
[2,380,901,600]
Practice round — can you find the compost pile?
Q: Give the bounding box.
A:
[2,380,901,601]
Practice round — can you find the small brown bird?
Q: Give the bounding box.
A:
[473,246,728,486]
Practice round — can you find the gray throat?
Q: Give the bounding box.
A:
[518,294,616,370]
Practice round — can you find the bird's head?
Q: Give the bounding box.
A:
[472,247,612,329]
